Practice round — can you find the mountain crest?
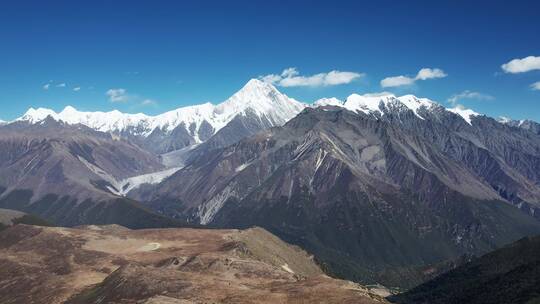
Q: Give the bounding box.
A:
[11,80,306,152]
[343,93,437,119]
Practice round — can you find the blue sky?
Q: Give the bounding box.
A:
[1,0,539,121]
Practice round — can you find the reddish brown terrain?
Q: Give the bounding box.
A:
[0,224,387,304]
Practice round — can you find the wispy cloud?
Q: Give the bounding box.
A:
[43,83,51,90]
[260,68,363,87]
[501,56,540,73]
[447,90,494,106]
[141,99,157,106]
[73,86,81,92]
[106,88,129,102]
[380,75,415,87]
[381,68,447,88]
[531,81,540,91]
[56,83,66,88]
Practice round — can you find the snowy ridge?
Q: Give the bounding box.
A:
[498,116,527,127]
[325,92,484,125]
[12,78,490,134]
[447,106,480,125]
[16,79,306,142]
[343,93,436,119]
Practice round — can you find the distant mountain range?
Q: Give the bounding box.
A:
[16,79,306,154]
[1,79,540,288]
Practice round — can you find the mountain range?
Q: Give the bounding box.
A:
[17,79,306,154]
[1,79,540,288]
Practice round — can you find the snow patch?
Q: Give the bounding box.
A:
[314,149,328,174]
[198,184,237,225]
[78,156,181,196]
[119,167,182,195]
[447,106,479,125]
[281,264,295,274]
[235,162,251,172]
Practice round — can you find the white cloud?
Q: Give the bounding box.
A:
[43,83,50,90]
[106,88,129,102]
[381,67,447,88]
[416,68,447,80]
[56,83,66,88]
[380,75,415,88]
[501,56,540,73]
[73,87,81,92]
[260,74,282,84]
[363,92,394,97]
[141,99,157,106]
[447,90,494,106]
[531,81,540,91]
[260,68,363,87]
[281,67,299,78]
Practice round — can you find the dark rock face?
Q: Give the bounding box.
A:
[116,110,288,155]
[142,106,540,287]
[142,123,196,153]
[389,235,540,304]
[399,110,540,219]
[203,109,275,149]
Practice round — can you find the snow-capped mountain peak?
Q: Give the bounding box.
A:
[214,78,306,128]
[343,93,436,119]
[447,106,480,125]
[19,107,59,123]
[396,95,436,117]
[14,79,306,145]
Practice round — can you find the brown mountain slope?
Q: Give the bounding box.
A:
[0,224,387,304]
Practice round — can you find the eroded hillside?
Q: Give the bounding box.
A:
[0,224,387,304]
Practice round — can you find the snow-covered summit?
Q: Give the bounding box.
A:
[343,92,436,119]
[447,106,480,125]
[331,92,485,125]
[213,78,305,129]
[16,79,306,142]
